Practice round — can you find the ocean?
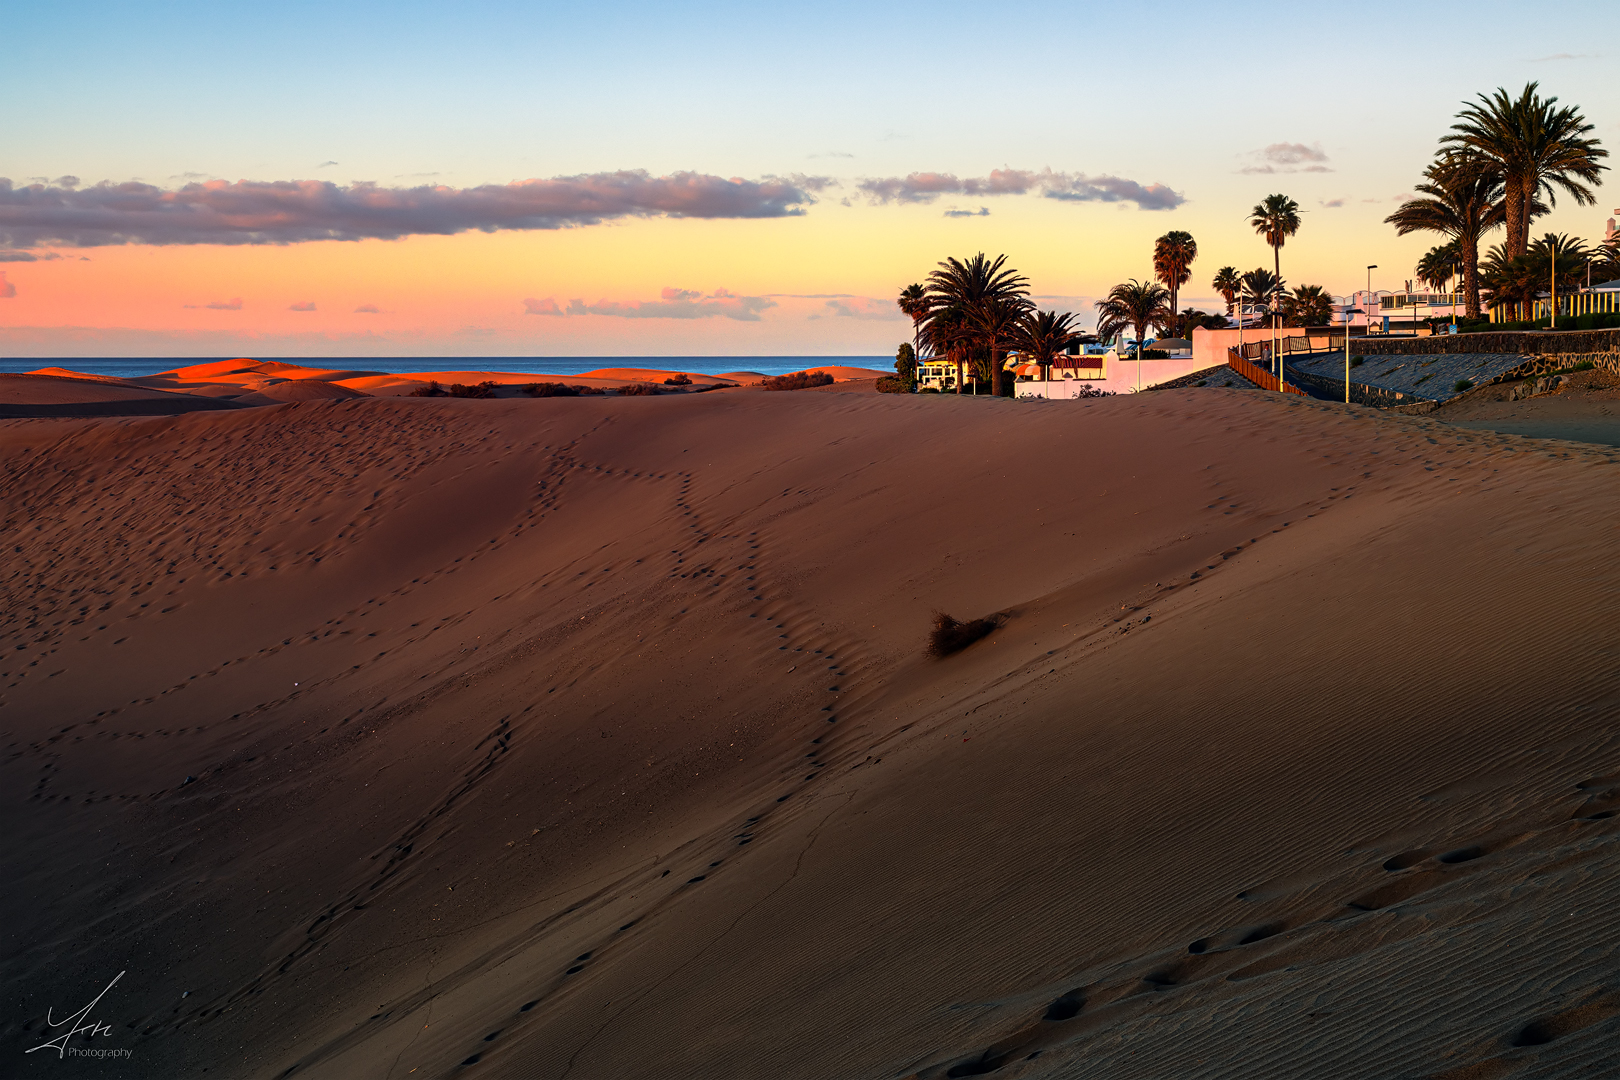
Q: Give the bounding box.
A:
[0,356,890,380]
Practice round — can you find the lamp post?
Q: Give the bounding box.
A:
[1237,285,1244,370]
[1344,307,1362,403]
[1272,285,1282,388]
[1366,266,1377,332]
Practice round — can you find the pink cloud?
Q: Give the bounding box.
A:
[0,171,828,251]
[0,271,13,298]
[289,301,316,311]
[537,287,776,321]
[856,168,1184,210]
[354,303,381,314]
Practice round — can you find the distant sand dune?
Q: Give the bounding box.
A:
[4,389,1620,1079]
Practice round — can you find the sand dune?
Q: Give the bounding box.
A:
[0,373,244,418]
[4,388,1620,1079]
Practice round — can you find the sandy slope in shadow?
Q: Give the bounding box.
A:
[4,389,1620,1080]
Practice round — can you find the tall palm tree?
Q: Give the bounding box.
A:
[1248,194,1301,288]
[896,283,931,363]
[1441,82,1608,259]
[1095,280,1170,391]
[1384,154,1506,319]
[1153,231,1198,317]
[925,253,1031,397]
[1009,309,1080,382]
[1212,266,1242,316]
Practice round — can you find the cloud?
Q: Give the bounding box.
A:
[354,304,381,313]
[809,151,855,159]
[824,297,900,320]
[183,297,243,310]
[855,167,1184,211]
[1242,143,1332,174]
[0,272,14,298]
[289,301,316,311]
[529,287,776,322]
[1321,198,1347,208]
[0,171,826,250]
[944,206,990,218]
[317,161,339,168]
[0,249,60,262]
[1531,52,1593,61]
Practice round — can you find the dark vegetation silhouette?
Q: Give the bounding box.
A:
[763,370,834,391]
[929,611,1000,657]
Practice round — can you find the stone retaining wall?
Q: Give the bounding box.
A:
[1289,367,1427,408]
[1354,328,1620,356]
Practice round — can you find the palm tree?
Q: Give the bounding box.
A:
[1095,280,1170,391]
[1441,82,1608,259]
[896,283,931,363]
[1240,268,1282,318]
[1593,236,1620,286]
[919,304,971,393]
[1415,241,1462,293]
[925,253,1031,396]
[1009,309,1080,382]
[1212,266,1242,316]
[1279,284,1334,327]
[1384,154,1506,319]
[1153,231,1198,317]
[1248,194,1301,288]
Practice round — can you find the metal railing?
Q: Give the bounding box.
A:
[1227,349,1307,395]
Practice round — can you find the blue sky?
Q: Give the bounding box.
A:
[1,0,1614,355]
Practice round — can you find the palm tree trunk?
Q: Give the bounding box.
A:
[1504,176,1527,260]
[989,335,1003,397]
[1462,233,1481,319]
[1520,186,1536,257]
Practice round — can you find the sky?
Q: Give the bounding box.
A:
[1,0,1615,357]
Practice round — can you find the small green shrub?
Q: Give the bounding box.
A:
[875,376,909,394]
[1139,348,1170,359]
[1453,378,1474,393]
[762,370,835,391]
[1350,356,1364,367]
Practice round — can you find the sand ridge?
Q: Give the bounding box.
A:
[4,389,1620,1078]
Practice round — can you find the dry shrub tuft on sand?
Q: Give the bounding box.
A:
[929,611,999,657]
[617,382,661,396]
[525,383,579,397]
[663,373,693,386]
[763,371,834,391]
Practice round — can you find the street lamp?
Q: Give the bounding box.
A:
[1366,265,1378,333]
[1343,307,1363,403]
